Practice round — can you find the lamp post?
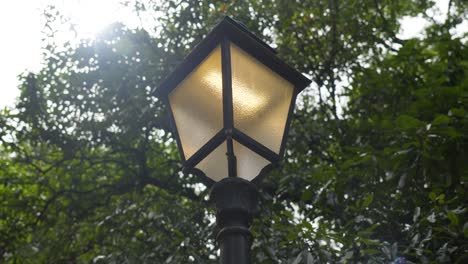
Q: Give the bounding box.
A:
[154,16,310,264]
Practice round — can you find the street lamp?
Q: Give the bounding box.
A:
[155,16,310,264]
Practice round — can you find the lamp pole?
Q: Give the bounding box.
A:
[154,16,311,264]
[210,177,259,264]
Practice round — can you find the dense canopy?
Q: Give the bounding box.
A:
[1,0,467,263]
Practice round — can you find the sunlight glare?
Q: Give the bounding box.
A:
[63,0,131,38]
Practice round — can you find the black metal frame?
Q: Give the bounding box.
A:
[210,177,259,264]
[154,16,311,186]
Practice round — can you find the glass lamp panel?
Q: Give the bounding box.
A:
[231,44,294,154]
[169,46,223,159]
[195,141,228,182]
[233,140,270,181]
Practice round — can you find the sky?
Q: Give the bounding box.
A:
[0,0,140,108]
[0,0,463,108]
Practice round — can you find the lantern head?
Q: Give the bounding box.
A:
[155,17,310,185]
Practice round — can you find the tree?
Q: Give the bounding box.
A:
[1,0,466,263]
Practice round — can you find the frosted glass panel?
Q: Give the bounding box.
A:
[231,44,294,153]
[169,46,223,159]
[195,140,269,182]
[195,141,228,182]
[234,140,270,181]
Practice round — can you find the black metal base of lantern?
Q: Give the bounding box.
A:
[210,177,259,264]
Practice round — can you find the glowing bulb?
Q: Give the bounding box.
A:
[202,71,269,117]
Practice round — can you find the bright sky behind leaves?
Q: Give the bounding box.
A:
[0,0,139,108]
[0,0,463,108]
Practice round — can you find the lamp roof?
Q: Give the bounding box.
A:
[153,16,311,99]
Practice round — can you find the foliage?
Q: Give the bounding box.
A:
[1,0,467,263]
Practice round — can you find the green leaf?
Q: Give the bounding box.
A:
[450,108,465,118]
[362,193,374,209]
[447,211,459,226]
[287,232,298,241]
[434,126,461,138]
[301,188,313,201]
[361,238,380,246]
[432,114,450,126]
[362,249,381,255]
[396,115,423,130]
